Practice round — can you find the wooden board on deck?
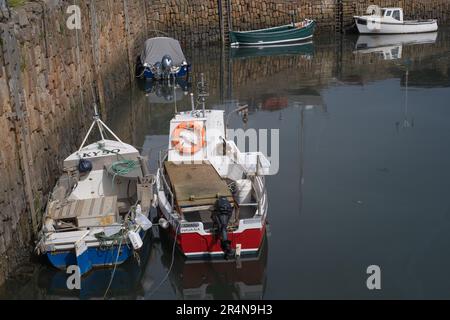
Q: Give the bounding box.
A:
[164,161,234,208]
[48,195,118,227]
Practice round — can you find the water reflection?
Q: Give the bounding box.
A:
[354,33,438,60]
[2,28,450,299]
[158,234,268,300]
[230,42,314,60]
[136,78,191,102]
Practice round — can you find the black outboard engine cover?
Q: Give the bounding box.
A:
[212,196,234,259]
[161,54,173,73]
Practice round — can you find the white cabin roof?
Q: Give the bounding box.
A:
[64,139,139,170]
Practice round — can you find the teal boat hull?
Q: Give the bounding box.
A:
[230,20,316,47]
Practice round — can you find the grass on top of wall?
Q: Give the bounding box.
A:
[7,0,28,8]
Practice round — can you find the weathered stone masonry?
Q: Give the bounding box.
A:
[149,0,450,46]
[0,0,149,285]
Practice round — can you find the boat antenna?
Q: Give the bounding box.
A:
[197,73,209,117]
[93,103,106,145]
[190,93,195,111]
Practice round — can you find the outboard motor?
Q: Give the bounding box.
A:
[161,54,173,78]
[212,196,234,259]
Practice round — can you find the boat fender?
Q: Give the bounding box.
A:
[151,194,158,208]
[128,231,143,250]
[135,205,152,231]
[78,158,93,173]
[158,217,169,229]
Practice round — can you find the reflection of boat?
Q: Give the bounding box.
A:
[230,41,314,59]
[354,7,438,34]
[138,79,191,104]
[161,233,268,300]
[156,79,271,258]
[354,32,438,60]
[286,88,327,112]
[357,45,402,60]
[135,37,190,80]
[36,231,154,299]
[35,108,154,276]
[355,32,438,49]
[230,19,316,47]
[258,88,326,112]
[396,69,414,132]
[262,96,288,111]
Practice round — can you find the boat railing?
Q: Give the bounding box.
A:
[158,149,174,209]
[251,155,268,216]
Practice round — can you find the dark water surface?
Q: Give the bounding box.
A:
[1,29,450,299]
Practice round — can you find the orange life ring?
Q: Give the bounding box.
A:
[171,121,206,155]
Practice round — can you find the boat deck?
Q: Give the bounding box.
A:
[164,161,234,208]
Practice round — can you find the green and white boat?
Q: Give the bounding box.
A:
[230,19,316,47]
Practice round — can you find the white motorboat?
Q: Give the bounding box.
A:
[155,77,271,259]
[354,7,438,34]
[35,108,154,275]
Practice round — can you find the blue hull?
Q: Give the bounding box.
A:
[143,65,189,79]
[47,245,132,276]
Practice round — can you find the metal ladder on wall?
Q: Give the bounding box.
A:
[335,0,344,34]
[219,0,232,45]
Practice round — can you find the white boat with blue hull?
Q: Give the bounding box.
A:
[36,109,155,276]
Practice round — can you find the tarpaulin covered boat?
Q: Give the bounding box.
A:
[136,37,189,80]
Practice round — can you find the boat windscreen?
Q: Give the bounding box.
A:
[141,37,187,66]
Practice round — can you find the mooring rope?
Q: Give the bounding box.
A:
[103,231,124,299]
[146,222,180,299]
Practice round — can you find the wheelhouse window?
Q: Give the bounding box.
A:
[392,10,401,21]
[386,10,392,17]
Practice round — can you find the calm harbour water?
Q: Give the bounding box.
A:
[1,29,450,299]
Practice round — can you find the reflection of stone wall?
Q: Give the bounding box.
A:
[0,0,147,286]
[224,32,450,102]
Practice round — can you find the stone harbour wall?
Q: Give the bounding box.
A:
[148,0,450,46]
[0,0,148,286]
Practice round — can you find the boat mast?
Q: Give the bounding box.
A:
[94,104,106,144]
[78,104,126,152]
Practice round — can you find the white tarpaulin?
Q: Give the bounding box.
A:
[140,37,187,66]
